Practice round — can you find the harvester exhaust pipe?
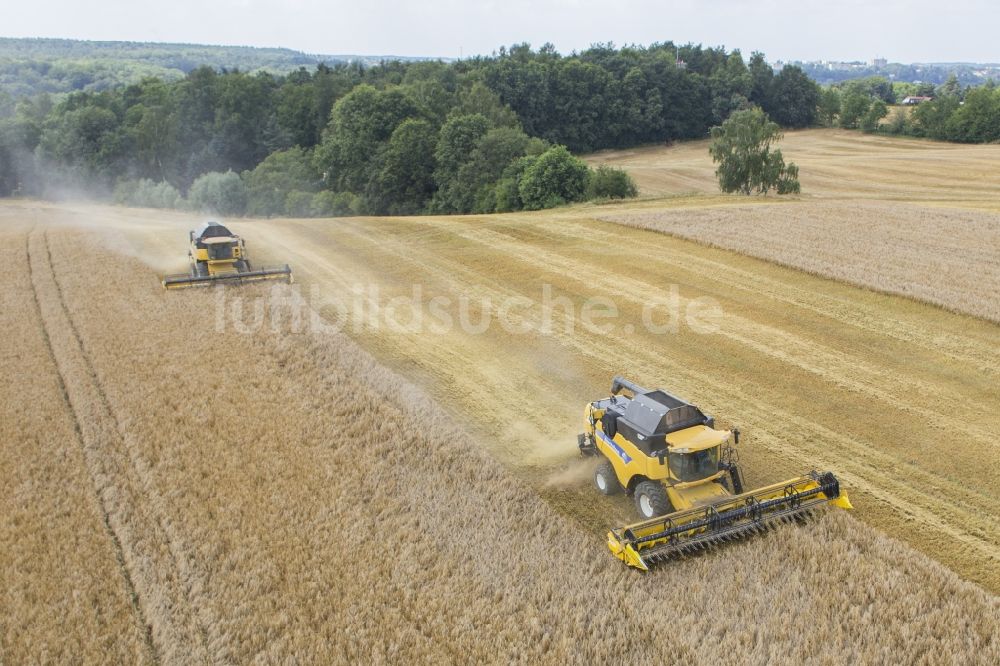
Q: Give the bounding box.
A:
[611,376,648,396]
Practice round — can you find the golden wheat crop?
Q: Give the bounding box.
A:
[3,209,998,662]
[0,219,150,663]
[217,200,1000,595]
[588,129,1000,321]
[604,200,1000,323]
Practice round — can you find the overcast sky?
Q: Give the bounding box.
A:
[3,0,996,63]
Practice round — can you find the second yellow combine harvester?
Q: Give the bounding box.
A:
[162,221,292,289]
[579,376,851,570]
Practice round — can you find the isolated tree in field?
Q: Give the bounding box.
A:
[708,108,800,195]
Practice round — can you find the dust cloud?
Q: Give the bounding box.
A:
[543,457,598,488]
[97,228,189,274]
[35,203,209,275]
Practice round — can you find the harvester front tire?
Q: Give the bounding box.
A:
[634,481,671,519]
[594,460,621,495]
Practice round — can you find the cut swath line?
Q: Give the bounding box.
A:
[24,228,159,665]
[31,230,218,663]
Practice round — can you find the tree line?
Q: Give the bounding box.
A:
[816,74,1000,142]
[2,42,825,215]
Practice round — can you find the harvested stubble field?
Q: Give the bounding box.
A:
[3,130,1000,661]
[2,203,999,663]
[589,129,1000,321]
[586,128,1000,205]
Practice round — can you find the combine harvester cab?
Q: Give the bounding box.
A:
[579,376,851,571]
[162,221,293,289]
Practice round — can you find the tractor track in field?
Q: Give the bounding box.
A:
[334,214,997,454]
[339,221,1000,559]
[23,227,160,666]
[448,222,999,447]
[28,229,219,664]
[552,218,1000,376]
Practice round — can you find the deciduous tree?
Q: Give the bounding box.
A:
[517,145,590,210]
[708,108,799,195]
[374,118,438,215]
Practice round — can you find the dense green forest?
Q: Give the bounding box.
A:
[0,42,824,215]
[2,40,996,217]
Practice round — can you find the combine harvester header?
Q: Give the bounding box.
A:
[163,221,292,289]
[579,376,851,570]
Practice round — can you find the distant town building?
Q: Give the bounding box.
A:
[872,57,888,68]
[901,96,934,105]
[822,60,867,72]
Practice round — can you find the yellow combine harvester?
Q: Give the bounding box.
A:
[162,221,292,289]
[578,376,851,570]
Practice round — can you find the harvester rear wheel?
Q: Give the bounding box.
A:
[634,481,671,519]
[594,459,621,495]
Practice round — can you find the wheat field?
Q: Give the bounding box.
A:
[586,128,1000,206]
[225,208,1000,595]
[605,201,1000,322]
[3,129,1000,661]
[589,129,1000,321]
[1,217,150,663]
[2,209,998,662]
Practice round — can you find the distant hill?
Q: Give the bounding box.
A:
[0,37,445,98]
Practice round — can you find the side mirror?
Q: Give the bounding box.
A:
[733,428,740,445]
